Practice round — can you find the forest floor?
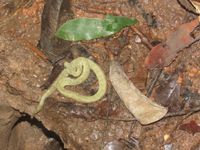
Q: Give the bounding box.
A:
[0,0,200,149]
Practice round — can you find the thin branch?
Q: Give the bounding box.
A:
[98,103,200,123]
[146,68,163,97]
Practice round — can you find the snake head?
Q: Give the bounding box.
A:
[64,62,70,68]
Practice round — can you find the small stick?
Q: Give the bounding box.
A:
[131,27,162,97]
[146,68,163,97]
[98,103,200,122]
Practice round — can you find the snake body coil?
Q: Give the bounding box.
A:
[34,57,107,114]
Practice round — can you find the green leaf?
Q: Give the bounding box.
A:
[103,15,137,32]
[55,15,137,41]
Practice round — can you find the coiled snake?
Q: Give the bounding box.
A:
[34,57,107,114]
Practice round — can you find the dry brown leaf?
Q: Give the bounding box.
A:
[109,61,168,125]
[178,0,199,14]
[179,120,200,135]
[152,74,184,112]
[190,0,200,13]
[145,18,200,69]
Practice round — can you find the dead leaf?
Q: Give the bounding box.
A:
[190,0,200,13]
[179,120,200,135]
[145,18,200,69]
[178,0,198,14]
[109,61,167,125]
[152,74,184,112]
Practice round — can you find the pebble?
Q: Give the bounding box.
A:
[134,35,142,43]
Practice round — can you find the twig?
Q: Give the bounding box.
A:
[164,107,199,143]
[146,68,163,97]
[47,98,200,123]
[98,103,200,122]
[164,104,200,118]
[98,117,137,122]
[100,87,116,149]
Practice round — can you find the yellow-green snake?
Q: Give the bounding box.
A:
[34,57,107,114]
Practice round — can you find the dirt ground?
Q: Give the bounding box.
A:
[0,0,200,150]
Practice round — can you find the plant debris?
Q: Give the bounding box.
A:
[179,120,200,135]
[145,18,200,69]
[152,74,185,112]
[38,0,72,63]
[109,60,167,125]
[178,0,200,14]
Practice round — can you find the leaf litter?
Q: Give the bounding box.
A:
[179,120,200,135]
[47,0,200,147]
[145,18,200,69]
[152,73,185,112]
